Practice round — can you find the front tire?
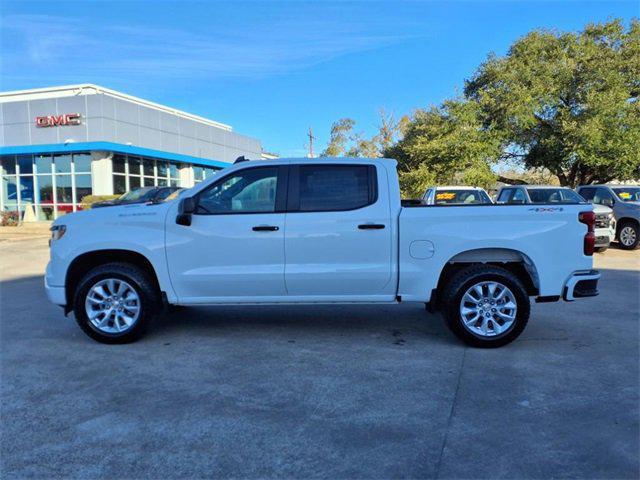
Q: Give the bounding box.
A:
[73,262,160,344]
[441,265,530,348]
[618,221,639,250]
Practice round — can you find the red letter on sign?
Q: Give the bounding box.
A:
[65,113,81,125]
[50,115,66,126]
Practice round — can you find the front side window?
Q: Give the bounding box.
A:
[197,167,278,214]
[612,187,640,202]
[297,165,373,212]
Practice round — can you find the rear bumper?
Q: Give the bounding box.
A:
[44,276,66,306]
[563,270,600,301]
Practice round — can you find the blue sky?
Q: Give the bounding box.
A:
[1,1,637,157]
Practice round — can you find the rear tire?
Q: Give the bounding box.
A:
[617,221,639,250]
[441,265,530,348]
[73,262,160,344]
[594,246,608,253]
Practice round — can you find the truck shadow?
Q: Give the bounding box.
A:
[2,267,637,348]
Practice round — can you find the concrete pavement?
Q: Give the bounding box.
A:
[1,239,638,479]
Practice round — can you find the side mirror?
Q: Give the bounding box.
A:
[602,198,614,207]
[176,197,196,226]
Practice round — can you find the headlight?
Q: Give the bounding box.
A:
[50,225,67,241]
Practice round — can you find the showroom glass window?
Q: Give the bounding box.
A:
[112,154,186,193]
[0,152,93,220]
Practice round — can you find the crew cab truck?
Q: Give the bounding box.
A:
[46,158,600,348]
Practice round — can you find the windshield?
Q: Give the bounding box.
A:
[434,189,491,205]
[119,187,156,202]
[527,188,582,204]
[612,187,640,202]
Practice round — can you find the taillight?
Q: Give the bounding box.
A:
[579,211,596,256]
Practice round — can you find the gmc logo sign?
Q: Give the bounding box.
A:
[35,113,81,127]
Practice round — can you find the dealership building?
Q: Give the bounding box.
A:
[0,84,263,220]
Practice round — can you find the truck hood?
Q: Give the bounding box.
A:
[52,201,171,229]
[592,204,613,214]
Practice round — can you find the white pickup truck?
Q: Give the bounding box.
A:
[45,158,600,348]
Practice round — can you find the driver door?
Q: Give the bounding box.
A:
[165,165,288,303]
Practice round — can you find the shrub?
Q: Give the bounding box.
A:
[1,211,20,226]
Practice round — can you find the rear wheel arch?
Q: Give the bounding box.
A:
[434,248,540,305]
[65,250,162,308]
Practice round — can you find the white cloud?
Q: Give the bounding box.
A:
[1,13,416,84]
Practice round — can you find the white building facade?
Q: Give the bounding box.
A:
[0,84,263,220]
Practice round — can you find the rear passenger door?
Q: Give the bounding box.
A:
[284,163,395,299]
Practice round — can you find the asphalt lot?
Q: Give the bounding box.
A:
[1,238,638,479]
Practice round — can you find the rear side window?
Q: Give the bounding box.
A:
[527,188,582,203]
[578,187,596,201]
[293,165,376,212]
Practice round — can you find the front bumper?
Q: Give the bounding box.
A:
[563,270,600,301]
[44,275,66,306]
[594,227,615,247]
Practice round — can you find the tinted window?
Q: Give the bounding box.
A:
[511,189,526,203]
[594,187,614,204]
[197,167,278,214]
[297,165,373,212]
[497,189,513,203]
[579,187,596,201]
[527,188,581,203]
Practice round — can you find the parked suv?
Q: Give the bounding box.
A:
[422,186,493,205]
[576,185,640,250]
[496,185,615,251]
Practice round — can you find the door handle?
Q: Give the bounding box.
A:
[358,224,385,230]
[252,225,279,232]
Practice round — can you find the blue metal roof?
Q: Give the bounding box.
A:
[0,142,230,169]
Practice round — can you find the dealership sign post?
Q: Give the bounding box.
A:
[35,113,81,127]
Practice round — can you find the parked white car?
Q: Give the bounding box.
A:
[46,158,600,348]
[590,203,616,252]
[422,186,493,205]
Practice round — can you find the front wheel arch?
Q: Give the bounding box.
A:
[65,249,162,309]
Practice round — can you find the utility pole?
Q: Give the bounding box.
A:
[307,127,316,158]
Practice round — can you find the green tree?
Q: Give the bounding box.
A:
[465,19,640,187]
[385,99,500,197]
[321,118,355,157]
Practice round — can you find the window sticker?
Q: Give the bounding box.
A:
[619,192,632,200]
[436,192,456,200]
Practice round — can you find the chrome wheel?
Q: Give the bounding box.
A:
[459,281,517,337]
[619,226,637,247]
[85,279,141,334]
